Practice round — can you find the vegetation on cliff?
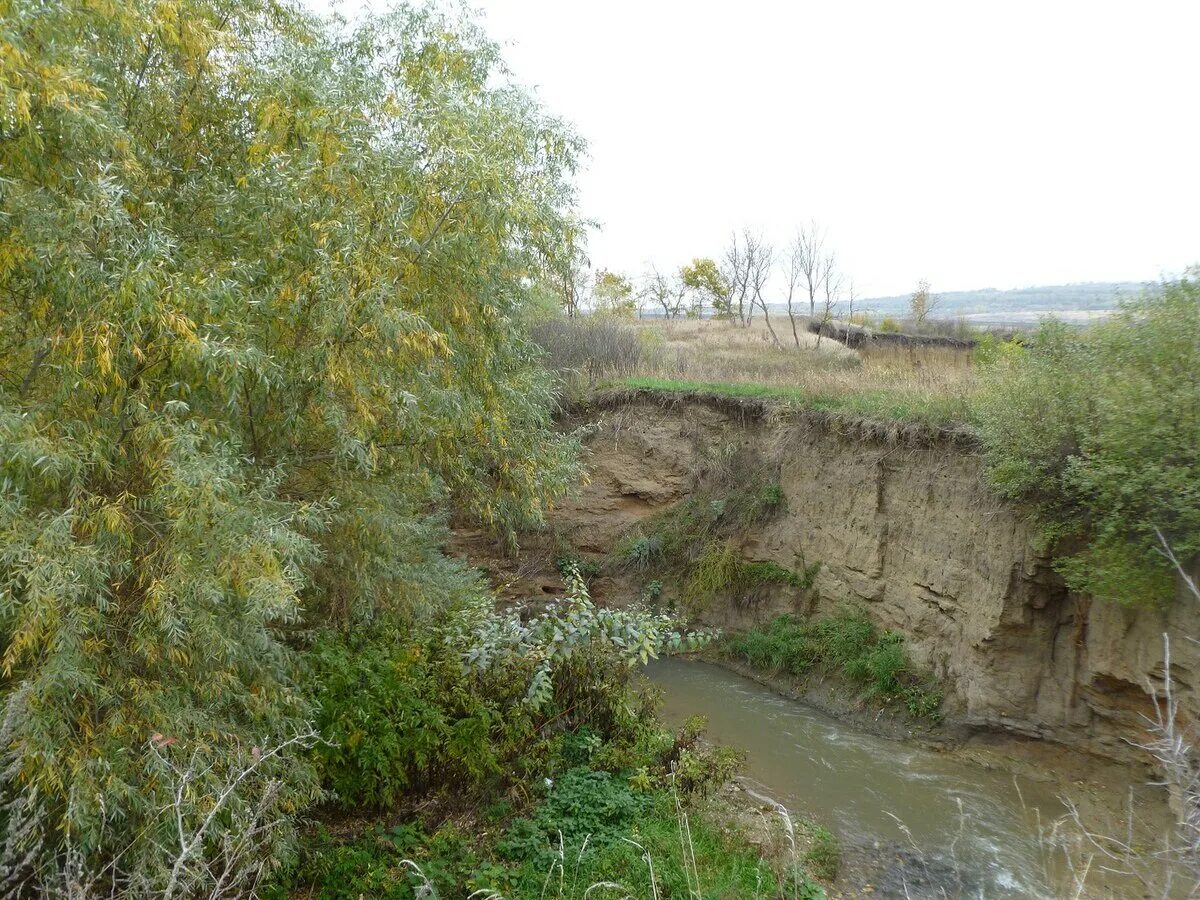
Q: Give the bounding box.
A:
[727,615,943,720]
[975,280,1200,606]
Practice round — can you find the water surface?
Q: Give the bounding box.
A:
[647,657,1078,897]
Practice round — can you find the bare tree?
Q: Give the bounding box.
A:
[793,221,830,319]
[721,230,778,339]
[556,242,591,318]
[644,267,686,319]
[781,239,805,347]
[720,232,752,327]
[744,234,781,346]
[814,253,842,349]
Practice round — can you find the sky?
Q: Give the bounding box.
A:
[322,0,1200,297]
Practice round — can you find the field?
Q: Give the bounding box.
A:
[537,316,977,426]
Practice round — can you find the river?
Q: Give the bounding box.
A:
[646,657,1162,898]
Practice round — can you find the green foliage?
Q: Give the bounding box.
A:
[680,257,730,318]
[0,0,585,886]
[612,465,809,612]
[498,785,783,899]
[879,317,900,333]
[281,673,791,899]
[286,780,788,899]
[728,614,943,719]
[683,542,809,611]
[624,535,664,570]
[555,553,601,583]
[311,566,712,808]
[974,280,1200,605]
[498,768,650,867]
[309,624,515,809]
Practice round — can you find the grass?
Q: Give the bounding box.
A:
[534,315,979,425]
[682,542,815,613]
[727,614,943,720]
[275,767,827,899]
[616,375,973,427]
[625,317,976,426]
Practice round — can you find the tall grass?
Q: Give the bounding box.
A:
[532,317,657,387]
[532,316,977,425]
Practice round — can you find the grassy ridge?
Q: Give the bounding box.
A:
[614,376,974,427]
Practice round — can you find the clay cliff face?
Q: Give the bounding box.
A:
[548,390,1196,763]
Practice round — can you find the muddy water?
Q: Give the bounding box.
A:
[646,657,1146,898]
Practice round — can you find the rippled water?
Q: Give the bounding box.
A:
[647,658,1091,898]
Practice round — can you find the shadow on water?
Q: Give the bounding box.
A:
[645,657,1159,898]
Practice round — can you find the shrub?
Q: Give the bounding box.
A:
[309,623,519,808]
[531,317,650,386]
[974,279,1200,605]
[311,567,716,808]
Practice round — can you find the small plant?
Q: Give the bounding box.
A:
[803,825,841,882]
[623,534,663,570]
[554,553,601,583]
[682,542,809,611]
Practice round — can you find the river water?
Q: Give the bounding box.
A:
[646,657,1143,898]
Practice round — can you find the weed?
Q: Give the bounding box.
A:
[682,542,807,612]
[803,825,841,881]
[555,553,600,583]
[623,535,662,570]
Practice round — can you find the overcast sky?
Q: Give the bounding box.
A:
[327,0,1200,297]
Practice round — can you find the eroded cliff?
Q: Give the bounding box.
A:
[538,389,1196,764]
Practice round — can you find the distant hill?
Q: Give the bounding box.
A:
[854,281,1147,327]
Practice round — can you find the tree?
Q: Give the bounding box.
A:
[721,230,774,331]
[814,254,842,349]
[593,269,636,318]
[0,0,583,888]
[781,239,807,347]
[910,278,937,324]
[557,238,592,318]
[645,268,688,318]
[679,257,728,319]
[793,221,831,319]
[745,235,781,346]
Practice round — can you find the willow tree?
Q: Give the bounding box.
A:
[0,0,583,890]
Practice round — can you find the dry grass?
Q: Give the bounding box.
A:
[622,317,976,425]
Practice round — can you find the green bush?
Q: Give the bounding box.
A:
[727,614,942,718]
[309,624,521,808]
[974,280,1200,605]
